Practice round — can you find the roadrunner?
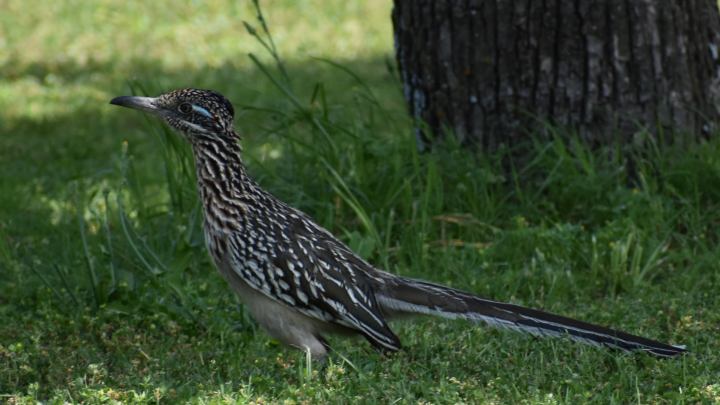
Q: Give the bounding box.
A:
[110,88,686,360]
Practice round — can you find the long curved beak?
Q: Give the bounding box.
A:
[109,96,161,114]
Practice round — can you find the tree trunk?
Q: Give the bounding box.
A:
[392,0,720,151]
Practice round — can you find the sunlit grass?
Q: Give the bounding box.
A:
[1,0,393,121]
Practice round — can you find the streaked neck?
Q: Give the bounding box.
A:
[190,132,254,198]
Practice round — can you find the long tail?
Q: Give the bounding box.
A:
[376,276,686,358]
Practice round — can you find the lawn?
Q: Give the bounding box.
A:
[1,1,719,403]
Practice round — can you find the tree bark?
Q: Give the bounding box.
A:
[392,0,720,151]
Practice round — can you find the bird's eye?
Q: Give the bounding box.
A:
[178,103,193,114]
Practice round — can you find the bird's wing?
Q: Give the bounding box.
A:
[226,211,401,352]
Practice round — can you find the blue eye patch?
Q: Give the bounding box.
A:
[192,104,213,119]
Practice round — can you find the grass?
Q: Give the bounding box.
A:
[1,0,719,403]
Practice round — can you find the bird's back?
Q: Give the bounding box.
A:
[192,138,403,352]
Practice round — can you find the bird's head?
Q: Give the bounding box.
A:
[110,88,236,140]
